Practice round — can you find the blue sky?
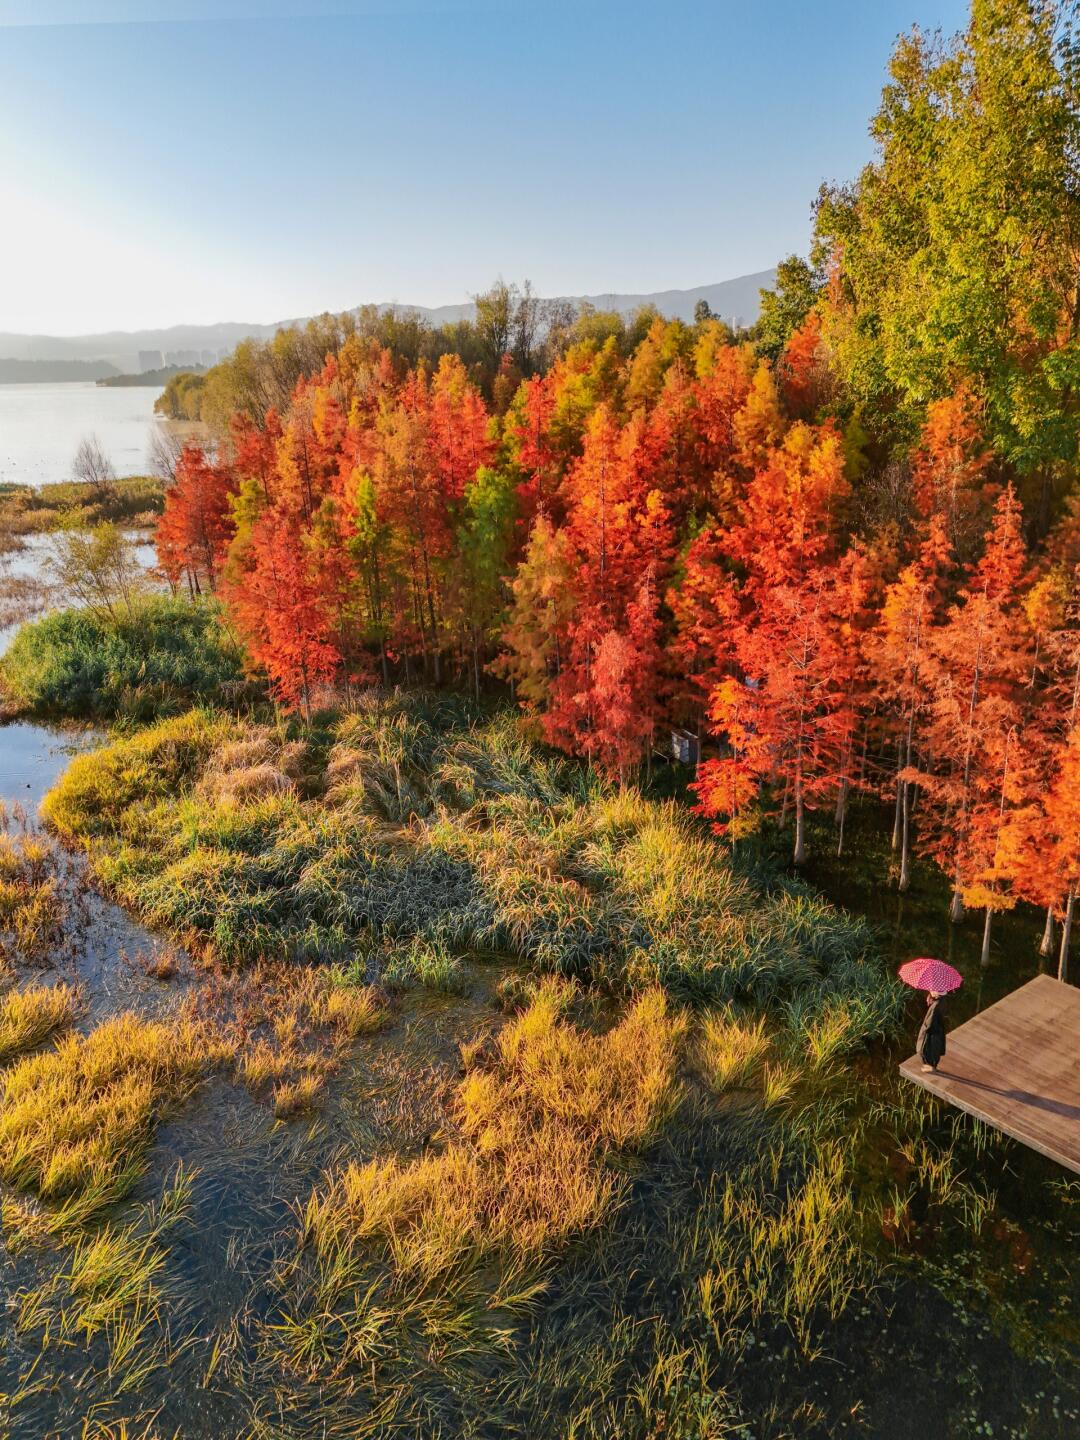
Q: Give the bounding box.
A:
[0,0,970,335]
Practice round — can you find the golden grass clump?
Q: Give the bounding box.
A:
[698,1008,771,1092]
[196,730,307,809]
[198,762,294,808]
[274,1074,324,1118]
[318,982,386,1038]
[0,1012,226,1213]
[231,966,387,1113]
[282,985,685,1380]
[489,981,686,1149]
[0,981,78,1064]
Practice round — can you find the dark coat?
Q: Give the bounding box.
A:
[917,997,946,1066]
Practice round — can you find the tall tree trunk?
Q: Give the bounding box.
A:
[950,886,966,924]
[1040,906,1055,959]
[1060,888,1075,983]
[899,780,914,893]
[891,742,904,852]
[836,779,848,858]
[980,906,993,969]
[793,785,806,866]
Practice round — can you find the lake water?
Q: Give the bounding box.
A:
[0,381,165,487]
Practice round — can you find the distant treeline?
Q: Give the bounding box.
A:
[153,282,743,427]
[99,365,207,390]
[0,358,120,384]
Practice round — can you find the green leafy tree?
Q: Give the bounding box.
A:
[815,0,1080,524]
[756,255,823,360]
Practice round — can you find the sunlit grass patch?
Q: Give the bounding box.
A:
[274,984,686,1383]
[43,709,237,842]
[319,977,387,1037]
[0,1012,227,1218]
[698,1008,771,1092]
[0,981,78,1064]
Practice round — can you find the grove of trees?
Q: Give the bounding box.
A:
[155,0,1080,975]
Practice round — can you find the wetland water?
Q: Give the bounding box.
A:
[0,382,164,487]
[0,715,497,1438]
[0,714,1076,1437]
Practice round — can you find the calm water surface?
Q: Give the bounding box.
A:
[0,381,164,486]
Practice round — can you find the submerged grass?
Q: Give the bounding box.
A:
[272,983,685,1385]
[13,1165,196,1402]
[0,829,68,969]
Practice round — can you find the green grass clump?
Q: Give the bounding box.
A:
[1,596,250,720]
[0,982,78,1063]
[382,936,469,994]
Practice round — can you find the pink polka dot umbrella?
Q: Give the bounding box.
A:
[898,957,963,994]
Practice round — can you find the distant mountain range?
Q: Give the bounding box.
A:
[0,270,775,377]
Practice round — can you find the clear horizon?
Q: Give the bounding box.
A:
[1,0,968,335]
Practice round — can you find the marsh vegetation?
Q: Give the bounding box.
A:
[0,693,1075,1439]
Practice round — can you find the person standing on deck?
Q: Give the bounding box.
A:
[917,991,946,1072]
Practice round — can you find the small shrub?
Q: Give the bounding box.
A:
[1,597,249,720]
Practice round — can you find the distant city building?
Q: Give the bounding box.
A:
[138,349,164,372]
[165,349,201,368]
[200,349,216,367]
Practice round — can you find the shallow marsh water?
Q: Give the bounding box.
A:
[0,716,508,1436]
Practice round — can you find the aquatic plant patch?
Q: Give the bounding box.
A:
[272,983,686,1385]
[43,700,904,1047]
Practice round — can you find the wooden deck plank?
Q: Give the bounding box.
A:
[899,974,1080,1175]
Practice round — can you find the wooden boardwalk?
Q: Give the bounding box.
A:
[899,973,1080,1175]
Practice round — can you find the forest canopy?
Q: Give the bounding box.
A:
[153,0,1080,974]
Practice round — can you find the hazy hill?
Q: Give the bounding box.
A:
[0,270,775,374]
[0,358,121,384]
